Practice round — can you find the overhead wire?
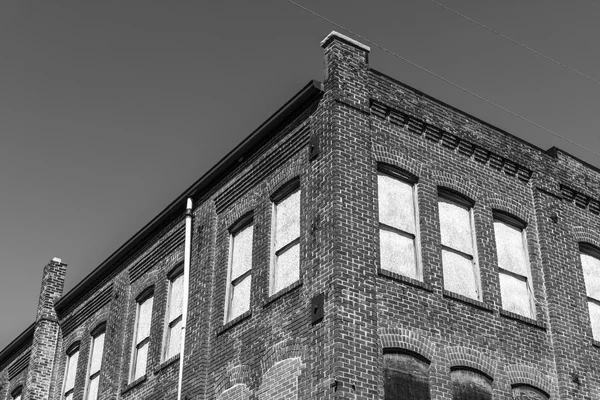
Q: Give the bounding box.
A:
[285,0,600,160]
[428,0,600,87]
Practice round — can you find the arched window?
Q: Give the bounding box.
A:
[11,386,23,400]
[63,342,80,400]
[383,350,431,400]
[580,243,600,340]
[450,368,492,400]
[512,384,549,399]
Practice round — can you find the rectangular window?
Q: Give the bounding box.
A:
[494,217,534,318]
[63,345,80,400]
[438,193,479,299]
[164,271,184,360]
[378,173,420,279]
[85,328,105,400]
[581,246,600,340]
[271,189,301,294]
[226,222,253,322]
[130,293,153,381]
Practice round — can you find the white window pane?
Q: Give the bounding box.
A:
[133,342,148,380]
[89,333,105,375]
[380,229,417,279]
[582,253,600,300]
[439,200,473,255]
[275,191,300,249]
[136,297,153,343]
[65,393,73,400]
[442,250,478,299]
[273,244,300,293]
[14,395,21,400]
[499,272,532,318]
[494,221,528,275]
[589,301,600,340]
[65,350,79,391]
[166,318,182,360]
[378,175,416,233]
[229,276,251,321]
[87,375,99,400]
[230,225,253,280]
[169,274,184,323]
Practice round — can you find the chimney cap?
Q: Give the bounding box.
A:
[52,257,62,263]
[320,31,370,52]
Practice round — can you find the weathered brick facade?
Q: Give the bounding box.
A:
[1,31,600,399]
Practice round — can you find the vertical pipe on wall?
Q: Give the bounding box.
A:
[177,198,193,400]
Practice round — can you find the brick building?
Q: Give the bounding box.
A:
[2,31,600,400]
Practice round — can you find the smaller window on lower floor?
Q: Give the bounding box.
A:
[512,384,549,399]
[384,351,431,400]
[11,386,22,400]
[451,368,492,400]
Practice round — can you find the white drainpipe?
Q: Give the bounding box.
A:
[177,198,193,400]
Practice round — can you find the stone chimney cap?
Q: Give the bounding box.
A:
[52,257,62,263]
[320,31,371,52]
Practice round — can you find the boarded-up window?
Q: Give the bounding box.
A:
[494,214,534,318]
[512,384,549,399]
[438,190,479,299]
[271,189,301,294]
[378,172,420,279]
[86,326,105,400]
[580,244,600,340]
[164,269,184,360]
[383,352,431,400]
[130,290,153,381]
[451,368,492,400]
[226,222,253,322]
[63,343,80,400]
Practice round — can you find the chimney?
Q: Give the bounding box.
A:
[320,31,371,109]
[24,258,67,400]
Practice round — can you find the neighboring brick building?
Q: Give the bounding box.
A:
[2,31,600,400]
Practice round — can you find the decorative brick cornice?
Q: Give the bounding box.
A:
[445,346,496,379]
[505,363,553,396]
[370,99,533,184]
[379,327,434,362]
[560,185,600,215]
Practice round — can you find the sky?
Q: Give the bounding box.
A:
[1,0,600,350]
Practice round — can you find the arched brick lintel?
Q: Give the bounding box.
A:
[379,328,434,362]
[487,195,532,225]
[373,145,424,179]
[216,383,251,400]
[260,339,304,375]
[430,171,481,203]
[572,226,600,250]
[505,364,553,396]
[445,346,496,379]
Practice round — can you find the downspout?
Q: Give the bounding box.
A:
[177,198,193,400]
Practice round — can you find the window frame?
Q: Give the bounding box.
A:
[493,210,535,318]
[579,242,600,340]
[224,213,254,323]
[269,178,301,295]
[163,264,184,362]
[377,165,422,280]
[437,188,481,300]
[129,286,154,382]
[84,323,106,400]
[62,342,80,400]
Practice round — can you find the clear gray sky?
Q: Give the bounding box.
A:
[1,0,599,350]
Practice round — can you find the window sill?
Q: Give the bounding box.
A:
[499,309,546,330]
[154,354,180,375]
[217,311,252,336]
[378,270,434,292]
[263,281,303,308]
[443,290,493,312]
[121,374,147,395]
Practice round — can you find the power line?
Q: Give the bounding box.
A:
[285,0,600,160]
[427,0,600,87]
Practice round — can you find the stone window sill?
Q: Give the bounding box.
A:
[121,374,147,395]
[263,281,303,308]
[499,309,546,330]
[154,353,180,375]
[217,311,252,336]
[378,270,434,292]
[443,290,493,312]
